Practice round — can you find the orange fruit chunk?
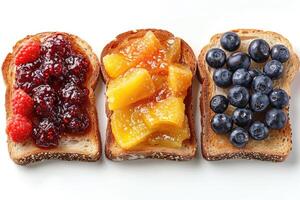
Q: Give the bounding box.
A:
[168,64,192,96]
[107,68,156,110]
[103,53,132,78]
[165,37,181,63]
[141,96,185,129]
[147,117,190,148]
[121,31,161,64]
[111,107,152,149]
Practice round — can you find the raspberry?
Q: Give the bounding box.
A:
[6,114,32,142]
[12,89,34,116]
[15,40,41,66]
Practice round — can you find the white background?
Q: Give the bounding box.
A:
[0,0,300,199]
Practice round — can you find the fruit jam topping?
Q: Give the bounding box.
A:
[13,34,90,148]
[104,31,193,150]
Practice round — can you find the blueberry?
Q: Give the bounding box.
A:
[250,92,270,112]
[263,60,284,79]
[248,39,270,63]
[271,44,290,63]
[213,68,232,88]
[249,121,269,140]
[248,68,262,79]
[206,48,226,68]
[265,108,287,129]
[269,89,289,108]
[220,32,241,51]
[210,95,229,113]
[252,75,273,94]
[232,68,251,87]
[232,108,253,127]
[226,52,251,71]
[211,113,232,134]
[229,127,249,148]
[228,86,250,108]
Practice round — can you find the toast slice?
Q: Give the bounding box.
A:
[100,29,197,161]
[2,32,101,165]
[198,29,300,162]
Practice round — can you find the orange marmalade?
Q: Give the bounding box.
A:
[103,31,192,149]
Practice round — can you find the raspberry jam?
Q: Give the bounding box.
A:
[14,34,90,148]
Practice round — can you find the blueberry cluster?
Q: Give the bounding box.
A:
[206,32,290,148]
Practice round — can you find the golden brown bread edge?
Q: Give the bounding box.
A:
[198,29,300,162]
[2,32,101,165]
[100,29,197,161]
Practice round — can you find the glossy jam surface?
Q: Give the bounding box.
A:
[104,31,193,149]
[14,34,90,148]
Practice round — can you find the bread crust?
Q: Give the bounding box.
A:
[100,29,197,161]
[198,29,300,162]
[2,32,101,165]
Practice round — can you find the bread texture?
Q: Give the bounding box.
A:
[100,29,197,161]
[2,32,101,165]
[198,29,300,162]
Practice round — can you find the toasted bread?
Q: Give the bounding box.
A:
[100,29,197,161]
[198,29,300,162]
[2,32,101,165]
